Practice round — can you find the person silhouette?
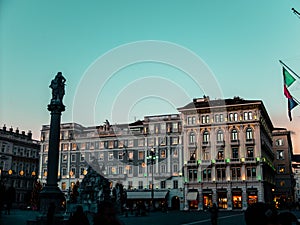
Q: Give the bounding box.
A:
[69,205,90,225]
[209,203,218,225]
[244,202,279,225]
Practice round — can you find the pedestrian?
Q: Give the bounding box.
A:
[93,201,123,225]
[209,203,218,225]
[278,211,300,225]
[244,202,280,225]
[69,205,90,225]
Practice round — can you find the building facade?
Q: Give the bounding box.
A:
[272,128,295,208]
[0,125,40,207]
[178,96,276,210]
[39,114,185,210]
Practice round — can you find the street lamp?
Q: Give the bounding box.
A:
[147,147,157,209]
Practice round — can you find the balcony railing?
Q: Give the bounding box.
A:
[230,140,240,146]
[202,141,210,147]
[216,140,225,147]
[245,138,255,145]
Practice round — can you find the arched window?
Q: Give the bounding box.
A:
[246,128,253,140]
[203,131,210,143]
[231,129,238,140]
[217,130,224,142]
[189,132,195,144]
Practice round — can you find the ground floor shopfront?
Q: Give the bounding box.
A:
[184,181,265,211]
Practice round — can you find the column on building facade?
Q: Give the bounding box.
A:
[226,164,232,210]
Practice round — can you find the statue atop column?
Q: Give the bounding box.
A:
[49,72,66,105]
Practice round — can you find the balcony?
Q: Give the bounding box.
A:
[202,141,210,148]
[187,160,198,166]
[245,138,255,145]
[245,157,255,163]
[200,160,211,166]
[216,140,225,147]
[230,158,240,164]
[215,159,225,164]
[230,140,240,146]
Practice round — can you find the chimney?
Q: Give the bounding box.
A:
[16,127,19,134]
[9,127,13,132]
[28,130,32,140]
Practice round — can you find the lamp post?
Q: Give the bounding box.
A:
[147,147,157,209]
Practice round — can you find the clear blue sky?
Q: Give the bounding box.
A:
[1,0,300,151]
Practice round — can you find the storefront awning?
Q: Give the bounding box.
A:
[126,191,168,200]
[187,192,198,201]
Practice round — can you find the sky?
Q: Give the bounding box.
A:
[1,1,300,152]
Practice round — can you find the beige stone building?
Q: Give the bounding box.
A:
[178,96,276,210]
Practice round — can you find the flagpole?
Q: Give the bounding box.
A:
[279,60,300,79]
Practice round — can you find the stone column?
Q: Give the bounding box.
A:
[37,73,67,224]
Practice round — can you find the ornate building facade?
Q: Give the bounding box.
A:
[39,114,185,210]
[178,96,276,210]
[0,125,40,207]
[38,96,294,211]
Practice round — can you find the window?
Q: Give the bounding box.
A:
[231,129,238,141]
[217,130,224,142]
[244,112,253,120]
[202,168,211,181]
[108,152,114,160]
[188,116,196,125]
[128,151,134,161]
[160,149,166,158]
[203,131,210,143]
[71,154,76,162]
[138,181,143,189]
[220,114,224,122]
[202,150,209,160]
[277,150,284,160]
[216,168,226,181]
[232,148,239,159]
[246,128,253,140]
[215,114,219,123]
[173,180,178,189]
[246,167,256,178]
[138,165,144,174]
[189,132,196,144]
[99,153,104,161]
[160,181,166,189]
[217,149,224,160]
[138,139,144,147]
[202,115,210,124]
[80,153,85,162]
[118,152,123,160]
[171,137,179,145]
[44,156,48,164]
[188,169,197,182]
[275,139,284,146]
[173,148,178,158]
[62,154,67,162]
[278,165,285,174]
[247,147,254,158]
[128,181,133,189]
[229,113,238,122]
[172,122,178,132]
[138,151,144,160]
[62,168,67,176]
[118,166,124,175]
[231,167,241,180]
[173,164,178,173]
